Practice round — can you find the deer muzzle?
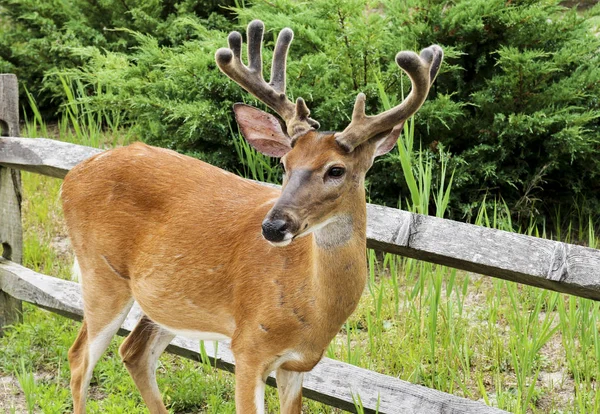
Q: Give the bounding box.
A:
[262,203,303,245]
[261,218,287,241]
[262,170,312,246]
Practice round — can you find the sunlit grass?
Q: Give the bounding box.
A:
[15,359,37,414]
[23,76,134,148]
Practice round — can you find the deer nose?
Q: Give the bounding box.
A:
[261,219,289,242]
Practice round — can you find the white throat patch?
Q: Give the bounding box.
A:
[313,215,354,249]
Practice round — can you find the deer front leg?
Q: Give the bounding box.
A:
[276,368,304,413]
[234,357,268,414]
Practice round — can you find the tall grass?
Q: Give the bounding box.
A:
[15,359,37,414]
[23,75,132,148]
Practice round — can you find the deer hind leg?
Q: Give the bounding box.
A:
[118,315,175,414]
[68,272,133,414]
[276,368,304,414]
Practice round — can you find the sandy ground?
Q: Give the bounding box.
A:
[0,375,30,414]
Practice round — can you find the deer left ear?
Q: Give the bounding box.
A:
[234,103,292,158]
[373,122,404,157]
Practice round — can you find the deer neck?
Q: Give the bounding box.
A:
[311,191,367,328]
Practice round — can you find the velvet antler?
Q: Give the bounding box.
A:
[335,45,443,152]
[215,20,319,137]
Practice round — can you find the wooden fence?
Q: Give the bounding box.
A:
[2,75,600,413]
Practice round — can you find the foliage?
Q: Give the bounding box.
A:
[361,0,600,223]
[2,0,600,226]
[437,1,600,222]
[57,27,244,167]
[0,0,236,114]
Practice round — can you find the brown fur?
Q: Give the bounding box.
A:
[64,18,439,411]
[119,316,174,413]
[62,132,377,413]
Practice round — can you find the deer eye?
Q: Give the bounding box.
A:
[327,166,345,178]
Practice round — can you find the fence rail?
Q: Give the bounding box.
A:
[2,135,600,301]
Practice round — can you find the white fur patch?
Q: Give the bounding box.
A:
[264,351,303,378]
[71,257,82,282]
[277,369,304,408]
[154,323,230,341]
[82,301,133,398]
[88,302,133,363]
[144,327,176,399]
[267,233,293,247]
[313,215,354,249]
[296,216,336,240]
[255,379,266,414]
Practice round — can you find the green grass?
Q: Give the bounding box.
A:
[16,358,37,413]
[2,86,600,412]
[23,77,133,149]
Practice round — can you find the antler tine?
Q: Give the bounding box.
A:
[270,27,293,94]
[215,20,319,137]
[335,45,444,153]
[246,20,264,74]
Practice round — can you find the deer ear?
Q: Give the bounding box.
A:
[234,103,292,158]
[373,122,404,157]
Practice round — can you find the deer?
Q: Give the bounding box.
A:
[61,19,442,414]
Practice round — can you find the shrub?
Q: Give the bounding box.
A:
[54,0,465,182]
[0,0,236,115]
[2,0,599,227]
[407,0,600,222]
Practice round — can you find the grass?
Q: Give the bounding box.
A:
[1,85,600,412]
[23,77,133,148]
[16,359,37,413]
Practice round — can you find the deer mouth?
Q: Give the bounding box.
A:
[267,235,294,247]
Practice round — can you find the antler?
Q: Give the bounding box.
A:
[215,20,319,137]
[335,45,444,152]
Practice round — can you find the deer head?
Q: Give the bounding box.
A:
[216,20,443,246]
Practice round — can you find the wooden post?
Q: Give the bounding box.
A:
[0,74,23,335]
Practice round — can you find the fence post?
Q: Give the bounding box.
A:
[0,74,23,335]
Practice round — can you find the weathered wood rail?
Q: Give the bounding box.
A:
[2,135,600,301]
[1,75,599,413]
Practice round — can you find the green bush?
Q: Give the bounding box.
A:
[47,0,465,179]
[0,0,236,115]
[2,0,599,228]
[413,0,600,222]
[237,0,600,224]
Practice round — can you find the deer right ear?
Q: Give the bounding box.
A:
[234,104,292,158]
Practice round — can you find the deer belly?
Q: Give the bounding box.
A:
[136,300,236,338]
[153,323,231,341]
[131,283,236,338]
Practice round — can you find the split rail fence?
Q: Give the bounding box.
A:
[2,74,600,413]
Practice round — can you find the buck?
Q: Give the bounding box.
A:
[61,20,442,413]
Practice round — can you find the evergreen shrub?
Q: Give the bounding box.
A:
[1,0,599,225]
